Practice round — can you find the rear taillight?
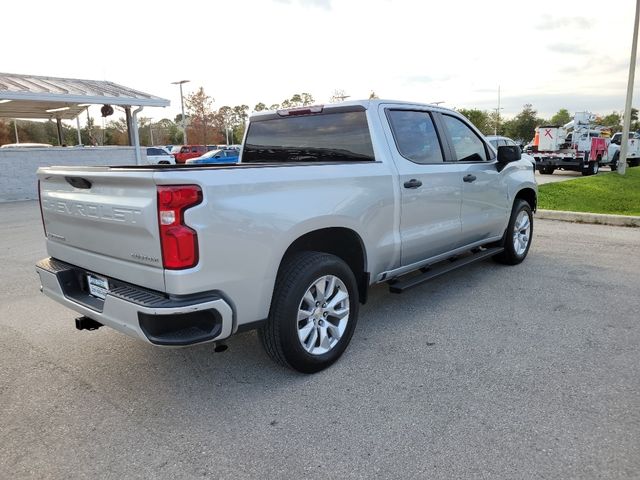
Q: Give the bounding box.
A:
[157,185,202,269]
[37,180,47,237]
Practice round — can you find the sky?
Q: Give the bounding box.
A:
[2,0,638,124]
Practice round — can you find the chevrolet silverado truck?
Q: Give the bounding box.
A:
[36,100,537,373]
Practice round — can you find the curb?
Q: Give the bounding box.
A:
[536,209,640,227]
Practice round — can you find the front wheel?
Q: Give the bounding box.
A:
[259,252,359,373]
[610,151,619,171]
[494,199,533,265]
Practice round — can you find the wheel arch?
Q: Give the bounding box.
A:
[279,227,369,304]
[515,187,537,212]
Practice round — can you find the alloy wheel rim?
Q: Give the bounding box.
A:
[512,210,531,256]
[296,275,350,355]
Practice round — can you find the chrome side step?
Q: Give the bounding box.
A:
[388,247,504,293]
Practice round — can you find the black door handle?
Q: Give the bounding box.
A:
[463,174,477,183]
[403,179,422,189]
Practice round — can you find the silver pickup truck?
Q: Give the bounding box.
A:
[36,100,537,373]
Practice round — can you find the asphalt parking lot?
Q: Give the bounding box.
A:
[1,201,639,480]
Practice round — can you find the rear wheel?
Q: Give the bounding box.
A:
[581,153,591,176]
[540,166,555,175]
[610,152,619,171]
[630,158,640,167]
[494,199,533,265]
[259,252,359,373]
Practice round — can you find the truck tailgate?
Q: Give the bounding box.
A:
[38,167,165,292]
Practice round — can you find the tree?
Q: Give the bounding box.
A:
[457,108,491,135]
[185,86,215,146]
[213,104,249,144]
[631,108,640,131]
[0,120,12,145]
[596,112,622,132]
[369,91,379,99]
[487,110,506,136]
[254,102,267,112]
[503,104,544,143]
[329,89,349,103]
[104,119,128,145]
[280,93,315,108]
[549,108,571,126]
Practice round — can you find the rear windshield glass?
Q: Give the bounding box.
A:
[242,111,375,163]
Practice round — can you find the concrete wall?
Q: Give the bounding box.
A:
[0,147,141,202]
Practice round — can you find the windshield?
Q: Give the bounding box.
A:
[201,149,223,159]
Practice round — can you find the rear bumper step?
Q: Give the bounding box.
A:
[36,257,234,346]
[388,247,504,293]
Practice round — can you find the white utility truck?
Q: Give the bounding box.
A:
[533,112,609,175]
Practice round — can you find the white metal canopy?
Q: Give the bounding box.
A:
[0,72,169,120]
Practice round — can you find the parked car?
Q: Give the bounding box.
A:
[1,143,52,148]
[486,136,535,166]
[185,149,240,165]
[174,145,220,163]
[485,135,522,151]
[36,99,536,373]
[145,147,175,165]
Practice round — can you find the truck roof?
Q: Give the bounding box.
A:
[250,99,457,120]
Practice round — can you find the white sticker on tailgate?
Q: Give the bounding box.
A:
[87,274,109,300]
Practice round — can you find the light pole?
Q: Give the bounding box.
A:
[619,0,640,175]
[494,85,503,136]
[171,80,190,145]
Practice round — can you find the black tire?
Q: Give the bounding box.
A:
[540,166,555,175]
[493,199,533,265]
[259,251,359,373]
[610,151,618,171]
[630,158,640,167]
[581,152,591,176]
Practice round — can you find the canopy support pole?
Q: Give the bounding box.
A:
[76,116,82,145]
[124,106,134,146]
[132,106,144,165]
[56,117,63,146]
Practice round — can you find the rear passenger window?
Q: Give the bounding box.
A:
[387,110,443,164]
[243,110,375,163]
[443,115,487,162]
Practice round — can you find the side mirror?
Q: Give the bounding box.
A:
[497,145,521,164]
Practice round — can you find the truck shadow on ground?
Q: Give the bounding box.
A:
[70,256,548,409]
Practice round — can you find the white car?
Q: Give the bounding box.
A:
[145,147,175,165]
[486,136,535,167]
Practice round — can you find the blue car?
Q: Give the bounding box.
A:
[185,148,240,165]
